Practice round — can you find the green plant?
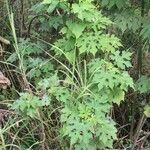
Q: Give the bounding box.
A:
[24,0,134,149]
[2,0,150,149]
[11,93,42,117]
[136,75,150,117]
[136,76,150,94]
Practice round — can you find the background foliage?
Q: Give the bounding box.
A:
[0,0,149,149]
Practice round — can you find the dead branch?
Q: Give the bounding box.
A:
[0,36,10,45]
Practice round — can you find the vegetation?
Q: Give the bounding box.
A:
[0,0,149,149]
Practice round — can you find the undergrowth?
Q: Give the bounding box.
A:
[0,0,149,149]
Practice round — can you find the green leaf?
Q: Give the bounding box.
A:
[48,16,63,29]
[101,0,127,9]
[52,87,70,103]
[110,88,125,105]
[65,51,75,64]
[140,19,150,40]
[136,76,150,93]
[111,51,132,69]
[114,9,142,33]
[41,95,51,106]
[66,20,86,39]
[144,105,150,117]
[72,2,96,21]
[11,93,42,118]
[47,0,59,13]
[42,0,52,4]
[76,32,100,55]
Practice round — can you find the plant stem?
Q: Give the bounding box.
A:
[0,129,6,150]
[132,114,147,149]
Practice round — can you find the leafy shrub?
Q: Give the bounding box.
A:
[10,0,133,149]
[3,0,150,149]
